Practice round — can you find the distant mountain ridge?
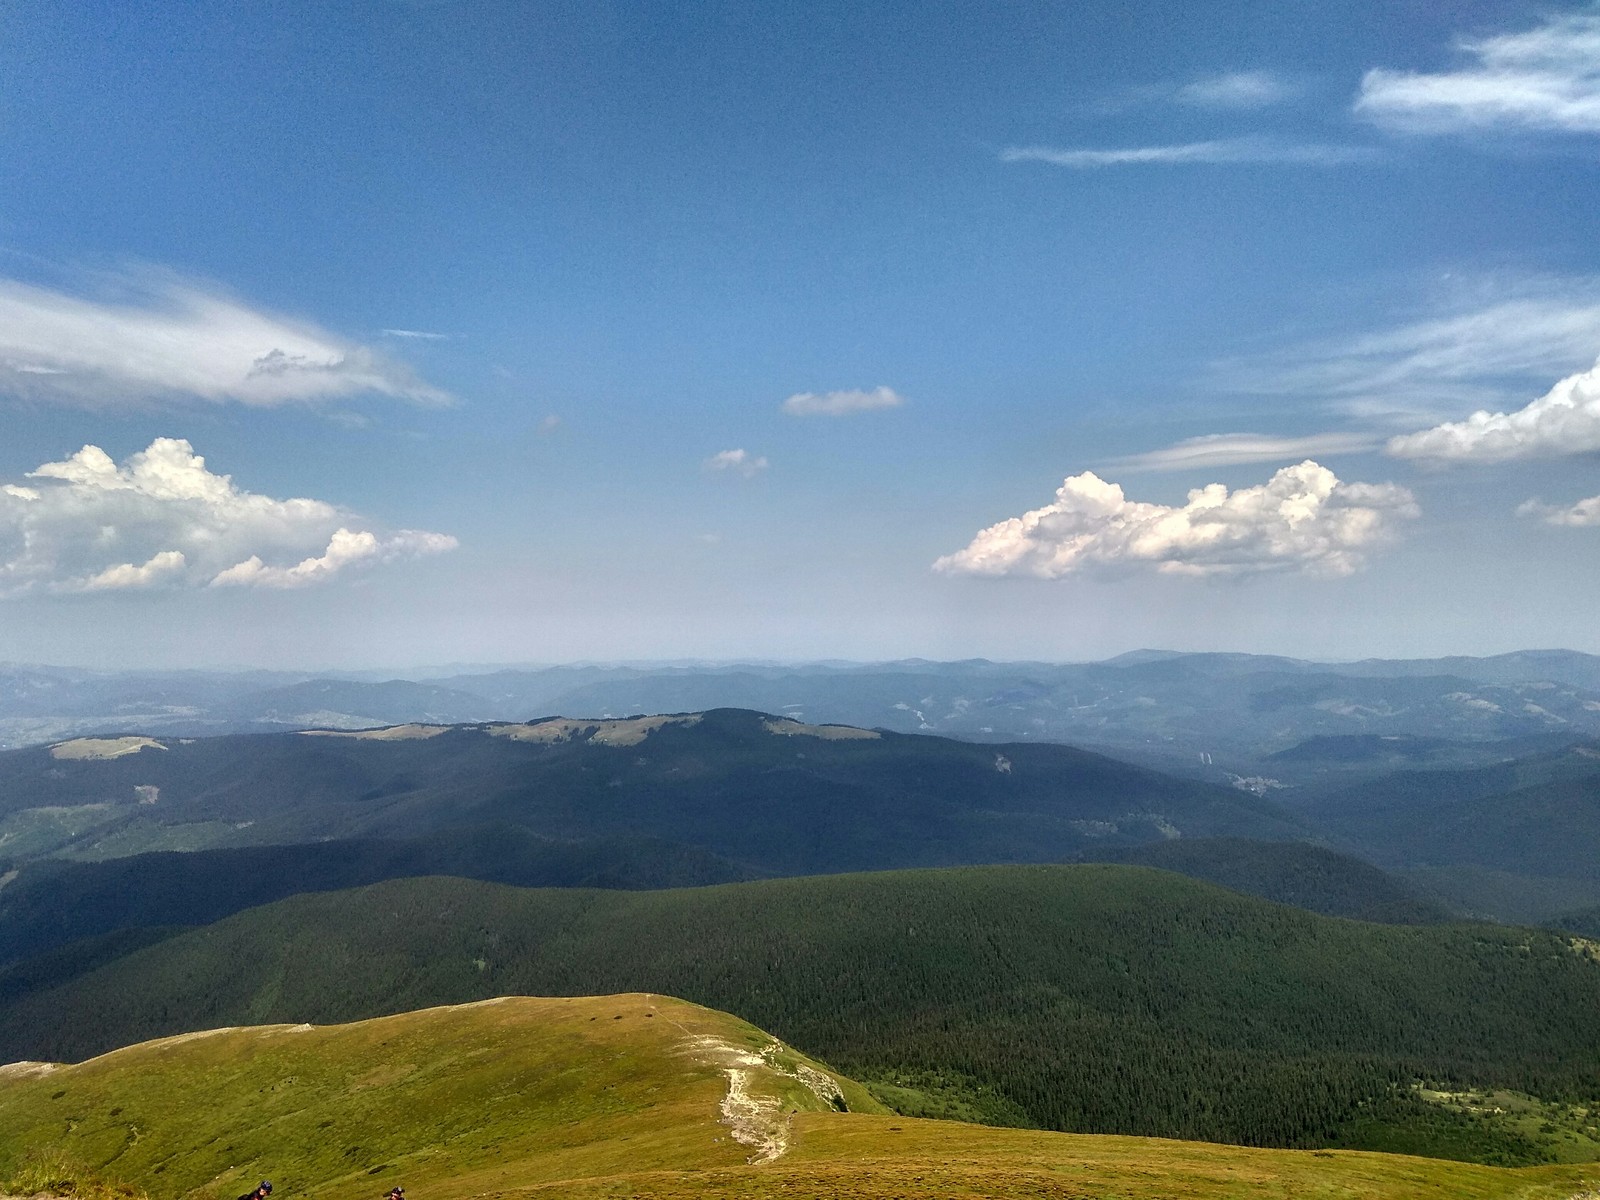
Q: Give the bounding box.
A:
[6,651,1599,770]
[0,708,1300,871]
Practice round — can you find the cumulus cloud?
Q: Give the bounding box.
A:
[0,438,456,597]
[780,386,905,417]
[1114,431,1382,472]
[0,270,451,407]
[703,449,769,478]
[934,461,1417,579]
[1517,495,1600,527]
[1176,70,1297,109]
[1386,358,1600,461]
[1001,138,1374,168]
[1356,13,1600,134]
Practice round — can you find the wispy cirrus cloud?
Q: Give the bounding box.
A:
[1176,70,1298,109]
[935,461,1417,580]
[1223,283,1600,425]
[380,327,450,341]
[781,386,905,416]
[0,268,452,407]
[703,448,769,478]
[1000,137,1375,169]
[0,438,456,597]
[1114,431,1382,472]
[1356,12,1600,135]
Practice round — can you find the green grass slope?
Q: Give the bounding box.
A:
[7,865,1600,1163]
[0,994,880,1200]
[2,996,1593,1200]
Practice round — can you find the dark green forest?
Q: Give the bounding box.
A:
[8,865,1600,1163]
[1086,838,1453,923]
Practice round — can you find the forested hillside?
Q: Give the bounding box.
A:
[1087,838,1453,923]
[9,865,1600,1163]
[0,709,1300,870]
[0,827,750,966]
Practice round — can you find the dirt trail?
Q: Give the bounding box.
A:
[671,1024,844,1164]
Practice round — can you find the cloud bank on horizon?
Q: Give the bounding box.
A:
[935,461,1418,580]
[0,439,456,597]
[0,272,450,408]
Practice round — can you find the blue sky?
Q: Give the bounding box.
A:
[1,0,1598,667]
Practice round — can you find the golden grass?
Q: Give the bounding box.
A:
[47,738,166,761]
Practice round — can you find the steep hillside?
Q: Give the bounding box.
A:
[8,866,1600,1162]
[1,996,1592,1200]
[0,709,1300,870]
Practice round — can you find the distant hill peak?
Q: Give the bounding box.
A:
[488,713,704,746]
[761,716,880,740]
[292,709,887,748]
[49,735,168,760]
[299,724,450,741]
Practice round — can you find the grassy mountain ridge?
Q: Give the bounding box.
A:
[0,994,881,1200]
[9,865,1600,1161]
[4,995,1591,1200]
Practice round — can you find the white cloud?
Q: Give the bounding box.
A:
[703,449,769,478]
[379,328,449,340]
[0,270,451,407]
[780,386,906,417]
[1114,431,1382,472]
[1356,13,1600,134]
[1176,71,1297,109]
[934,461,1417,579]
[1000,137,1374,168]
[82,551,188,592]
[538,414,563,435]
[1517,495,1600,527]
[0,438,456,597]
[1386,357,1600,461]
[1224,285,1600,423]
[209,528,457,589]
